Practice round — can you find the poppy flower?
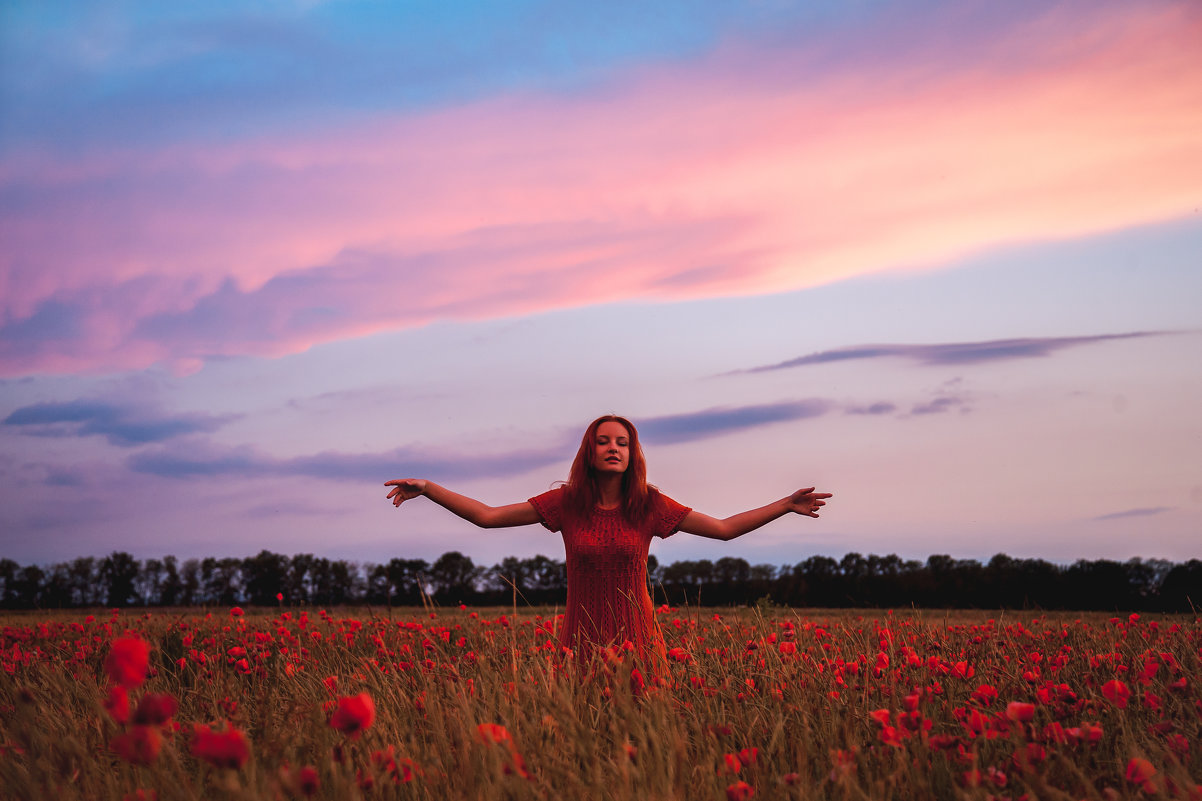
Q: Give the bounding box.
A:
[477,723,513,745]
[1102,680,1130,709]
[111,725,162,765]
[1126,758,1156,792]
[1006,702,1036,722]
[726,781,755,801]
[298,765,319,795]
[191,723,250,769]
[105,637,150,689]
[330,693,375,737]
[476,723,529,779]
[104,685,130,724]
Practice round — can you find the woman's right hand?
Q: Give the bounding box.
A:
[385,479,427,507]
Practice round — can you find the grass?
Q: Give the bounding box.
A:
[1,605,1198,800]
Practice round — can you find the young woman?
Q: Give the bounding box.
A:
[385,415,831,660]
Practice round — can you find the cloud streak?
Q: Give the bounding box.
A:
[733,332,1163,374]
[1092,507,1173,521]
[1,4,1200,376]
[123,399,836,481]
[3,399,235,447]
[639,400,832,444]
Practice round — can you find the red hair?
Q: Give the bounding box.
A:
[563,415,658,524]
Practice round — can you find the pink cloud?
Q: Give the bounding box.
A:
[2,2,1199,375]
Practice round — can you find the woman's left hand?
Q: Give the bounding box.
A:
[787,487,832,518]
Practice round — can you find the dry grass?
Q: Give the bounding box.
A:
[1,605,1198,800]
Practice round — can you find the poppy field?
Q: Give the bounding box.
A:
[1,605,1199,800]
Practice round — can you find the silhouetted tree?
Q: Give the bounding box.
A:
[179,558,201,606]
[429,551,479,603]
[243,550,288,606]
[68,556,99,606]
[100,551,139,607]
[160,555,182,606]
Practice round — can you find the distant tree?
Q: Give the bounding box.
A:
[646,554,662,587]
[523,555,566,594]
[179,558,201,606]
[287,554,319,604]
[206,557,243,606]
[429,551,479,603]
[100,551,139,607]
[488,556,531,597]
[160,556,182,606]
[136,558,165,605]
[0,558,19,605]
[1159,559,1202,612]
[68,557,98,606]
[13,564,46,608]
[42,563,72,608]
[378,558,430,604]
[243,550,288,606]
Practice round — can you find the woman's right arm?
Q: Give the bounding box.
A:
[384,479,542,528]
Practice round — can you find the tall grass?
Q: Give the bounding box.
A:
[1,606,1198,800]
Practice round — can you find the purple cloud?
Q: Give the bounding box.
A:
[638,400,832,444]
[734,332,1163,373]
[3,399,236,447]
[1092,507,1173,521]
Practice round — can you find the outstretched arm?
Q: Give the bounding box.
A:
[678,487,831,542]
[385,479,541,528]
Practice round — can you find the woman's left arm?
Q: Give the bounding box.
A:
[678,487,832,542]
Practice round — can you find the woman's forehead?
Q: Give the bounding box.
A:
[596,421,630,439]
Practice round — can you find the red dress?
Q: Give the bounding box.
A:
[529,487,690,658]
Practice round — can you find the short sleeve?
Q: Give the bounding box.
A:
[652,491,691,539]
[528,487,565,533]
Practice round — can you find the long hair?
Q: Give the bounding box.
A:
[563,415,657,524]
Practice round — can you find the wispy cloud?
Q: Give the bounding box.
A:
[639,400,832,444]
[3,399,235,447]
[2,4,1199,376]
[126,443,568,483]
[1092,507,1173,521]
[123,398,836,480]
[734,332,1162,374]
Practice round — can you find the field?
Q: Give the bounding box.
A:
[1,605,1199,800]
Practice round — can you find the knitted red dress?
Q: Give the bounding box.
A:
[529,487,690,658]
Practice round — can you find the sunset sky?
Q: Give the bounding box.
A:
[2,0,1200,570]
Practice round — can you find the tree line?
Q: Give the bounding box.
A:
[0,551,1199,612]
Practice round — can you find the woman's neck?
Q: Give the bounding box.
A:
[596,474,623,509]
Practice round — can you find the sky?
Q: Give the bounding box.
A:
[1,0,1200,571]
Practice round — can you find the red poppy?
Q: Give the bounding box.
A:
[104,685,130,724]
[476,723,529,779]
[1126,757,1156,792]
[330,693,375,737]
[230,607,244,617]
[105,637,150,689]
[726,781,755,801]
[951,661,975,679]
[133,693,178,726]
[191,723,250,770]
[477,722,511,744]
[1006,702,1036,722]
[111,725,162,765]
[1102,679,1130,709]
[298,765,319,795]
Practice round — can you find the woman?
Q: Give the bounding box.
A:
[385,415,831,660]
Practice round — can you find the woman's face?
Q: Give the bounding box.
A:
[593,421,631,474]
